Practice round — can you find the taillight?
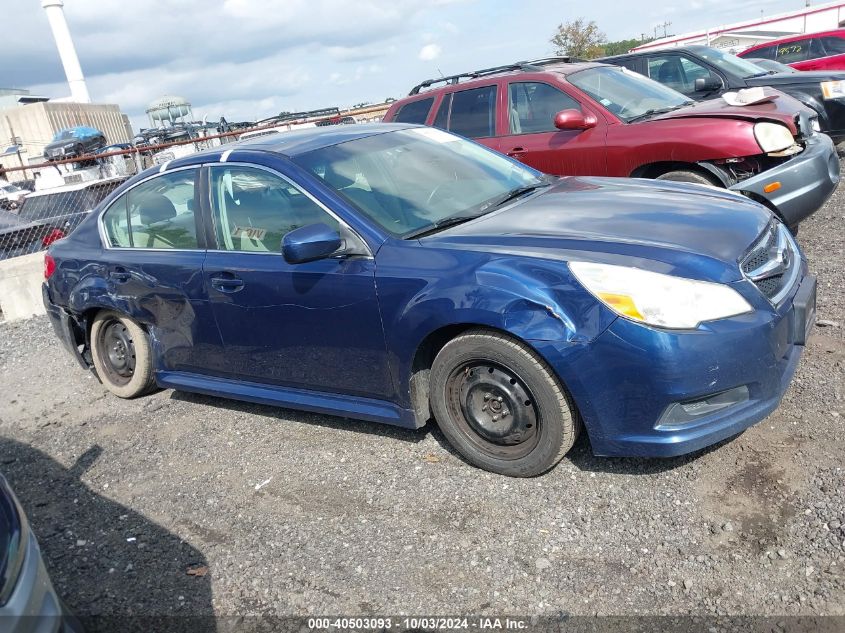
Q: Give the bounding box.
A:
[44,254,56,279]
[42,229,65,247]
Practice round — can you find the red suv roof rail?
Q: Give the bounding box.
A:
[408,57,585,95]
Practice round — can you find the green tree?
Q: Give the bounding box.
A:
[550,18,606,58]
[601,36,654,57]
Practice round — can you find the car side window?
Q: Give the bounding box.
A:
[508,82,581,134]
[821,36,845,56]
[648,55,717,95]
[447,85,498,139]
[101,169,199,249]
[775,40,812,63]
[393,98,434,124]
[209,165,339,253]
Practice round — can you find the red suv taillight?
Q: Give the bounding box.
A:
[44,254,56,279]
[41,229,65,247]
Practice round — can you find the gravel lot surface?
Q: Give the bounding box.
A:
[0,189,843,628]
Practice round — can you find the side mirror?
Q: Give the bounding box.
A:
[694,76,723,92]
[553,109,598,131]
[282,223,342,264]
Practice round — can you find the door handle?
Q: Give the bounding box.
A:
[109,268,131,283]
[507,147,526,157]
[210,275,245,293]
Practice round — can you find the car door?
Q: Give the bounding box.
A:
[97,166,223,375]
[201,160,393,399]
[495,80,608,176]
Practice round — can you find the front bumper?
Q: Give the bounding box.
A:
[533,273,814,458]
[730,133,840,228]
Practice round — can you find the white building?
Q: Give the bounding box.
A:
[632,1,845,54]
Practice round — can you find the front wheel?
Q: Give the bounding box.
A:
[655,170,718,186]
[429,329,579,477]
[90,311,155,398]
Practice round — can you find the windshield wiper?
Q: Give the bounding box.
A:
[483,182,550,211]
[626,104,690,123]
[404,213,488,239]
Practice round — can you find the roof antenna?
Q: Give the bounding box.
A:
[436,67,445,78]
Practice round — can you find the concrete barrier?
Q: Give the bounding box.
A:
[0,252,46,322]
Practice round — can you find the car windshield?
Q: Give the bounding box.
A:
[294,127,545,238]
[567,66,691,123]
[53,130,77,141]
[747,58,796,74]
[689,46,768,78]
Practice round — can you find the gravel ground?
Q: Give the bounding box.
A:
[0,189,843,628]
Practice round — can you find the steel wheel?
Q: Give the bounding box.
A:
[430,329,579,476]
[446,361,541,460]
[96,318,136,386]
[90,311,155,398]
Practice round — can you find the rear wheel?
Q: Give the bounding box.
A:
[90,311,155,398]
[429,329,578,477]
[655,170,718,186]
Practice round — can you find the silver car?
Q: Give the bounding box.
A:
[0,475,81,633]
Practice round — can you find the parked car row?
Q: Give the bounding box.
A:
[384,56,840,232]
[598,45,845,144]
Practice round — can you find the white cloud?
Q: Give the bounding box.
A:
[418,43,442,61]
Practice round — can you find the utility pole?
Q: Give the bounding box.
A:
[5,117,27,182]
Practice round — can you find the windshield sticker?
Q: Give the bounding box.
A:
[232,225,267,240]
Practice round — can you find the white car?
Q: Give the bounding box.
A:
[0,182,28,211]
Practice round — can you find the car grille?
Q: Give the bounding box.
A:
[740,223,799,305]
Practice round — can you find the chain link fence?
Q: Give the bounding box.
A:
[0,130,242,263]
[0,105,391,264]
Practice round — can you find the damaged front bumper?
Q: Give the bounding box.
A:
[730,133,840,228]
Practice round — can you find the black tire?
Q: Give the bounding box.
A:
[90,311,155,398]
[655,170,718,186]
[429,329,579,477]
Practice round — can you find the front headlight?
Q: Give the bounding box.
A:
[569,262,753,329]
[820,80,845,100]
[754,122,794,153]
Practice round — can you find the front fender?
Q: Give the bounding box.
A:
[379,249,617,409]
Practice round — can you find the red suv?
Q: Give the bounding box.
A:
[384,58,840,231]
[739,30,845,71]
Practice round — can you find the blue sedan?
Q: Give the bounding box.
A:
[42,124,815,476]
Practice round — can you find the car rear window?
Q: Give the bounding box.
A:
[393,98,434,124]
[822,36,845,56]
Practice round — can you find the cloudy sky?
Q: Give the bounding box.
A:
[5,0,805,131]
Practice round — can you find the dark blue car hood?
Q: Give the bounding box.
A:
[420,176,773,283]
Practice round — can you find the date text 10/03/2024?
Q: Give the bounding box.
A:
[307,617,530,630]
